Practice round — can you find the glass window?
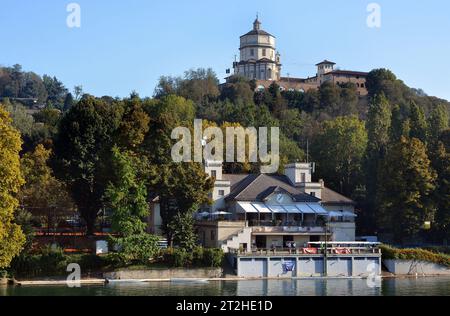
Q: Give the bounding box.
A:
[262,49,266,56]
[250,49,254,56]
[211,170,217,178]
[218,190,225,196]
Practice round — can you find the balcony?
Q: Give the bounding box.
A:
[252,226,326,234]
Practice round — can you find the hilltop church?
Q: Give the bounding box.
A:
[227,17,369,96]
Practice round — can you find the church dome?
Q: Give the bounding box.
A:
[240,17,274,38]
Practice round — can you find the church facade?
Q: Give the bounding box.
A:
[228,18,369,96]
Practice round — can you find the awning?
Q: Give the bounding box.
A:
[283,205,303,214]
[342,211,357,217]
[328,211,344,217]
[267,205,286,213]
[237,202,258,214]
[296,203,316,214]
[307,203,328,215]
[252,203,272,214]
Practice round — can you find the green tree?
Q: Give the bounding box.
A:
[63,93,75,111]
[364,94,391,232]
[390,104,410,143]
[377,137,436,242]
[0,105,26,268]
[312,116,368,197]
[319,82,341,114]
[168,212,198,250]
[430,133,450,241]
[104,147,161,264]
[154,68,219,105]
[219,75,255,105]
[142,95,195,164]
[155,163,213,247]
[365,69,405,104]
[409,101,428,143]
[116,98,150,150]
[53,96,122,234]
[105,147,148,236]
[43,75,68,109]
[428,104,449,147]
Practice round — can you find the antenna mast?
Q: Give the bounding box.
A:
[306,140,309,163]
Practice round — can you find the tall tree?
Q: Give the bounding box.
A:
[409,101,428,143]
[63,93,75,111]
[0,105,26,268]
[19,144,74,214]
[155,163,213,246]
[363,94,392,233]
[104,147,149,236]
[43,75,68,109]
[428,104,449,147]
[377,137,436,242]
[53,96,122,234]
[430,131,450,241]
[312,116,368,197]
[389,104,410,143]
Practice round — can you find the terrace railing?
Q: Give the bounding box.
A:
[230,246,381,257]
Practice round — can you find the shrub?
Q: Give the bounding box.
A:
[192,246,205,266]
[173,248,193,267]
[110,234,161,265]
[163,247,224,268]
[71,254,110,272]
[381,245,450,267]
[203,248,224,268]
[0,270,8,279]
[10,246,67,277]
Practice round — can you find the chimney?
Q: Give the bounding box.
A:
[204,160,223,180]
[284,163,313,186]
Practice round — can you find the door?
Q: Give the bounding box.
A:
[255,236,267,249]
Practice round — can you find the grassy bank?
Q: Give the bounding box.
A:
[380,245,450,268]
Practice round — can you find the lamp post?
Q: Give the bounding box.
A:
[324,219,329,277]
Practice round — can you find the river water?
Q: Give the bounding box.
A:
[1,277,450,296]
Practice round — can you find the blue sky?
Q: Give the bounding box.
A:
[1,0,449,100]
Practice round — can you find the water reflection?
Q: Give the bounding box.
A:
[235,279,382,296]
[1,277,449,296]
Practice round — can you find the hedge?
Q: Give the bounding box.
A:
[380,245,450,268]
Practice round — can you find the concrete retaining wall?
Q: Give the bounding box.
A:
[384,260,450,275]
[104,268,223,280]
[237,255,382,278]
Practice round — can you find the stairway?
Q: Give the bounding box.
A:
[221,228,252,253]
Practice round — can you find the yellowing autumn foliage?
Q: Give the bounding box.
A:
[0,105,25,269]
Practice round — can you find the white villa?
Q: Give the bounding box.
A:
[148,161,357,253]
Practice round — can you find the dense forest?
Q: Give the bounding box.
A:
[0,64,449,264]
